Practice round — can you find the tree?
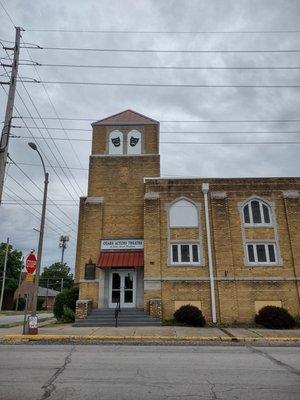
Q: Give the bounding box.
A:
[39,262,74,292]
[0,242,23,293]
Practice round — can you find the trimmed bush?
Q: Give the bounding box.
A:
[174,304,206,327]
[255,306,295,329]
[61,306,75,323]
[53,286,79,320]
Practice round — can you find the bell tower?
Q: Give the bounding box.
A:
[75,110,160,307]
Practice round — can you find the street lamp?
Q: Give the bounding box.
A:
[28,142,49,334]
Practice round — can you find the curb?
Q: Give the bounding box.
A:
[0,334,299,343]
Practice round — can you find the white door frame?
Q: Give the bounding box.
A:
[108,269,136,308]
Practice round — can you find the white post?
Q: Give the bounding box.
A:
[202,183,217,323]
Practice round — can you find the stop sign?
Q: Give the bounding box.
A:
[25,251,37,275]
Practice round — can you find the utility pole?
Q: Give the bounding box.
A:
[0,238,9,311]
[0,27,22,203]
[59,235,69,266]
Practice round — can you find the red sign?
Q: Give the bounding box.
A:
[25,251,37,275]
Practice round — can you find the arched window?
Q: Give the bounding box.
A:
[243,199,272,225]
[127,129,142,154]
[169,199,198,228]
[109,130,123,155]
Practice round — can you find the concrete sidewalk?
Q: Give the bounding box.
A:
[0,313,53,327]
[1,322,300,342]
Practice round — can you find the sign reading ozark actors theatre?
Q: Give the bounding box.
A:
[101,239,144,250]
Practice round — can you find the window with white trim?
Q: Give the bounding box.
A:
[243,199,272,226]
[246,243,277,264]
[109,130,123,155]
[169,199,198,228]
[171,243,200,265]
[127,129,142,154]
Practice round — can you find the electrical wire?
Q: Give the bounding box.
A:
[0,84,81,204]
[20,36,86,170]
[13,116,300,123]
[12,136,300,145]
[29,46,300,54]
[8,155,79,228]
[37,63,300,71]
[30,80,300,88]
[2,52,83,198]
[5,173,77,233]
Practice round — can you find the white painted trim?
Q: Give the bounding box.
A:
[108,269,136,308]
[85,197,104,204]
[202,183,217,324]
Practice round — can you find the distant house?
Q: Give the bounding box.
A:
[14,279,60,310]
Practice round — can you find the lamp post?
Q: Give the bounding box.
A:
[28,142,49,333]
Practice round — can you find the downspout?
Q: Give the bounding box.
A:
[202,183,217,323]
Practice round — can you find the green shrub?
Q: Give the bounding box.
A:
[53,286,79,320]
[255,306,295,329]
[294,315,300,328]
[174,304,206,327]
[61,306,75,323]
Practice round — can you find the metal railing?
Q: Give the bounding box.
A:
[115,300,121,327]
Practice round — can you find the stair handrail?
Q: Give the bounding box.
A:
[115,300,121,327]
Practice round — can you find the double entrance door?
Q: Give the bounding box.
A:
[109,269,136,308]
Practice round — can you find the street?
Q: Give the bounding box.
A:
[0,344,299,400]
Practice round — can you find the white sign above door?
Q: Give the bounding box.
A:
[101,238,144,250]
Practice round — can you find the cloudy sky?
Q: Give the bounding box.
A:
[0,0,299,273]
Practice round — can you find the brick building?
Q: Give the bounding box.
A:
[75,109,300,323]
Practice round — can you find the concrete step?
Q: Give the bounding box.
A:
[74,308,161,327]
[73,320,161,327]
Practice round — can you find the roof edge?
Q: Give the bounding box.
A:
[91,109,159,126]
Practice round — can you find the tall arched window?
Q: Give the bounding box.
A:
[169,199,198,228]
[127,129,142,154]
[243,199,272,226]
[109,130,123,155]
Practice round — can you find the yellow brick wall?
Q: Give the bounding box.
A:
[144,178,300,322]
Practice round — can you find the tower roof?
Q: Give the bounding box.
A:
[92,109,159,126]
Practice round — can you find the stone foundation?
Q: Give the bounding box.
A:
[75,299,92,319]
[149,298,162,319]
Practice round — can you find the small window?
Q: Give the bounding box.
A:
[109,130,123,155]
[84,263,96,280]
[127,129,142,154]
[243,199,272,226]
[246,243,277,265]
[171,243,200,265]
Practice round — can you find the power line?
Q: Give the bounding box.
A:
[5,173,77,233]
[24,28,300,34]
[28,45,300,54]
[13,116,300,123]
[36,63,300,71]
[20,36,85,170]
[0,83,82,203]
[1,53,83,198]
[12,127,300,135]
[27,80,300,88]
[8,155,79,228]
[9,160,88,170]
[3,188,67,235]
[12,136,300,145]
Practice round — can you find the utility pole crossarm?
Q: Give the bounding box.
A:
[0,27,21,203]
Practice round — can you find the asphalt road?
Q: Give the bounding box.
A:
[0,344,299,400]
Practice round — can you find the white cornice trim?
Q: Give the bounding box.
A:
[85,197,104,204]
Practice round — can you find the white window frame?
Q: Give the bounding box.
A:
[243,200,273,227]
[170,242,200,266]
[246,242,278,266]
